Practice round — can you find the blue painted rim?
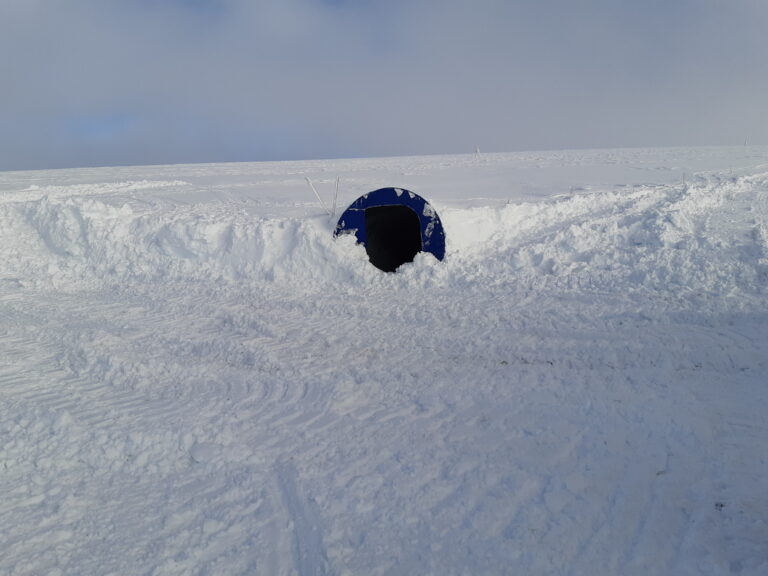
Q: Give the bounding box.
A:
[333,188,446,261]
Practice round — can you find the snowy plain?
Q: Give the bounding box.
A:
[1,147,767,575]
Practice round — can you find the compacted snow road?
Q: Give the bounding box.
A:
[1,148,767,575]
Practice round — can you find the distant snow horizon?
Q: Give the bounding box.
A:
[3,141,766,174]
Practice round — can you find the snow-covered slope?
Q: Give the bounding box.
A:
[1,147,767,575]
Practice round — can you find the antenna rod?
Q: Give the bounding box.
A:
[305,177,331,216]
[332,176,340,219]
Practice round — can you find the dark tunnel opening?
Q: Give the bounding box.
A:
[364,205,423,272]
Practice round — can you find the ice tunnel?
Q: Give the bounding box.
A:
[333,188,446,272]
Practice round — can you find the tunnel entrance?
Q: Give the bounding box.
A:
[364,205,422,272]
[334,188,445,272]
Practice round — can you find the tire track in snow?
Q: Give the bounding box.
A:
[276,461,333,576]
[1,282,354,463]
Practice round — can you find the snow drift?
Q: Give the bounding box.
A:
[3,167,766,295]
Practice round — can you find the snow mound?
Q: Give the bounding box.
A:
[3,170,766,300]
[1,193,372,288]
[445,172,768,294]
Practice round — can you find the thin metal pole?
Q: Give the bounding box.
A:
[305,177,331,216]
[331,176,340,219]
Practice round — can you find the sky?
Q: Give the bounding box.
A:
[1,0,767,171]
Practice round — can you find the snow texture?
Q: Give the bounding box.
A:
[1,147,767,575]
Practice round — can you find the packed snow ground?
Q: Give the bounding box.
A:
[1,147,767,575]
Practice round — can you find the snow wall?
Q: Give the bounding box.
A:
[1,168,766,297]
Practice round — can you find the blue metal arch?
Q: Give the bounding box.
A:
[333,188,446,261]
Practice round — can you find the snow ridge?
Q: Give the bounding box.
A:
[3,171,766,301]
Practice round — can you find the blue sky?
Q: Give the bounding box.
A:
[1,0,767,171]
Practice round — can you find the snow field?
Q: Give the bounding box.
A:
[1,148,767,575]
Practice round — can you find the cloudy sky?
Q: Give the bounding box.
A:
[1,0,766,171]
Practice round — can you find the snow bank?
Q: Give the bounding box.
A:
[0,186,372,288]
[444,172,768,293]
[3,169,766,302]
